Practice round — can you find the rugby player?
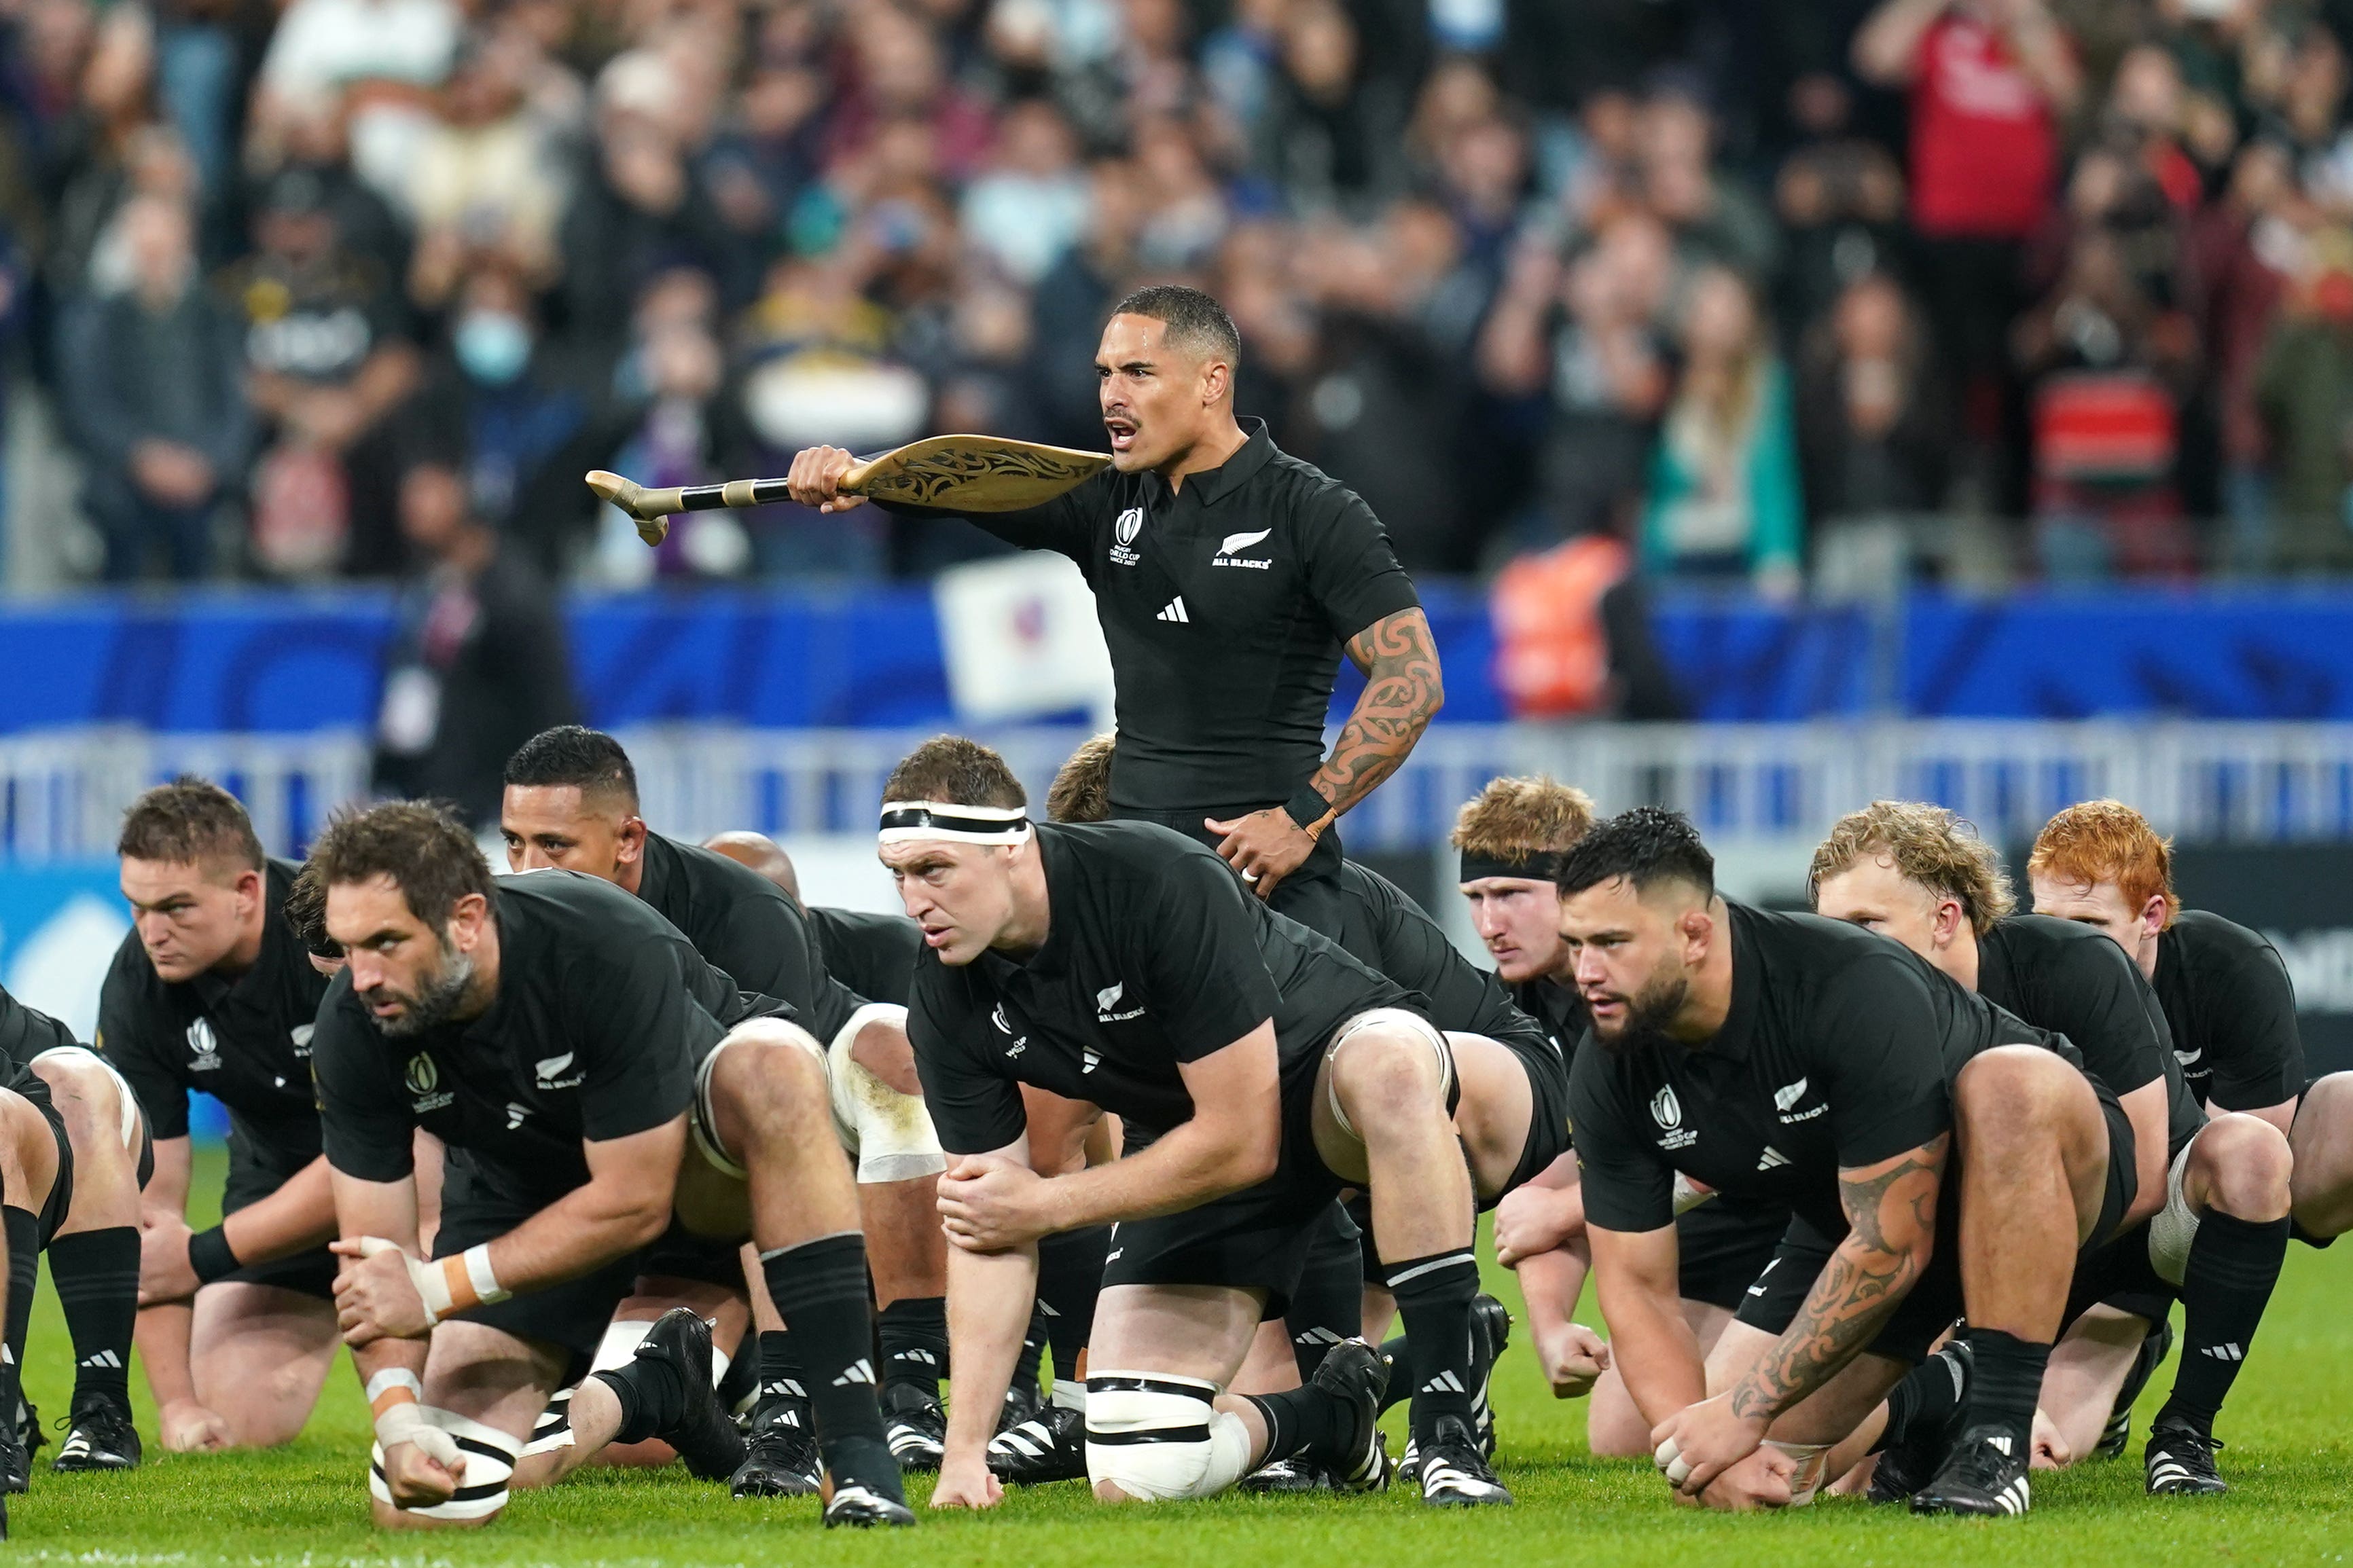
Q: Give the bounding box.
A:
[101,780,346,1453]
[308,802,911,1529]
[1560,809,2134,1516]
[1045,737,1559,1489]
[881,737,1537,1508]
[1809,802,2291,1497]
[784,284,1444,932]
[2029,801,2320,1491]
[1452,777,1788,1455]
[497,729,950,1488]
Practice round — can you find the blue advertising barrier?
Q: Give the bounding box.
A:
[14,583,2353,730]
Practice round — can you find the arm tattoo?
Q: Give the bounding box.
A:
[1310,608,1445,822]
[1726,1135,1948,1422]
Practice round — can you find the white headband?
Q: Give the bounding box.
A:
[878,799,1034,845]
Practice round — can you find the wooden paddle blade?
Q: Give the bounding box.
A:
[841,435,1111,511]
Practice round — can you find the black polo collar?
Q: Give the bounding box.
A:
[1174,418,1278,507]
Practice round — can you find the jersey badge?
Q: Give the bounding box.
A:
[1651,1083,1697,1150]
[992,1004,1028,1057]
[535,1052,583,1089]
[406,1053,454,1113]
[1774,1077,1826,1123]
[290,1023,315,1059]
[1211,528,1274,569]
[1095,982,1145,1023]
[1110,507,1144,566]
[186,1019,223,1072]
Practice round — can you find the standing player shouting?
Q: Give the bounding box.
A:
[880,737,1540,1508]
[101,780,343,1453]
[308,803,912,1529]
[785,284,1443,932]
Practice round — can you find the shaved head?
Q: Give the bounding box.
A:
[704,831,800,902]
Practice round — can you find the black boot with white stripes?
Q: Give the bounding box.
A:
[880,1382,948,1471]
[1414,1414,1511,1506]
[988,1397,1088,1484]
[1910,1427,2032,1516]
[2144,1418,2227,1495]
[50,1396,140,1473]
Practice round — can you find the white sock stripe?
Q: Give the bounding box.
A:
[1384,1252,1478,1290]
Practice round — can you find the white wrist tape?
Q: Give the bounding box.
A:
[365,1368,461,1470]
[1762,1438,1831,1506]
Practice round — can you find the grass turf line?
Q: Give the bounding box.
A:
[7,1147,2347,1566]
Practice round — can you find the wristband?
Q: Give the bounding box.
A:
[365,1370,462,1469]
[428,1244,509,1321]
[188,1224,241,1286]
[1282,786,1332,835]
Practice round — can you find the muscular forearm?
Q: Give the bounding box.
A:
[1725,1236,1924,1422]
[135,1300,200,1407]
[944,1243,1038,1466]
[222,1155,338,1266]
[1598,1279,1707,1429]
[476,1178,670,1296]
[1310,610,1443,824]
[1036,1119,1271,1231]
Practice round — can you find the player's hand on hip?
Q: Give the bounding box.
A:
[1651,1392,1769,1499]
[331,1237,436,1345]
[1538,1321,1611,1399]
[1205,808,1316,900]
[1693,1444,1796,1512]
[158,1398,234,1453]
[928,1453,1004,1510]
[1492,1182,1580,1266]
[139,1211,201,1303]
[383,1438,465,1510]
[787,445,866,513]
[938,1154,1053,1251]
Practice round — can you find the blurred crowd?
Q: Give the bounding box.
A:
[14,0,2353,591]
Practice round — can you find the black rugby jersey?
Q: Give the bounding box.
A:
[1331,861,1564,1095]
[908,822,1417,1154]
[1571,902,2080,1241]
[635,833,860,1041]
[1979,914,2202,1156]
[0,985,70,1116]
[314,870,779,1208]
[877,419,1419,812]
[808,907,923,1008]
[98,858,327,1165]
[1509,975,1589,1074]
[2151,910,2305,1112]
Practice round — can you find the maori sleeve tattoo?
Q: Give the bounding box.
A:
[1309,608,1445,823]
[1726,1134,1949,1423]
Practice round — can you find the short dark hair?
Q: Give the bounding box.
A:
[118,777,266,871]
[307,801,495,929]
[283,859,340,959]
[1554,807,1716,901]
[1110,283,1242,368]
[882,735,1028,812]
[503,725,639,809]
[1046,733,1115,824]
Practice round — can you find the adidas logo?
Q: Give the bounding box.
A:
[1081,1049,1101,1074]
[763,1378,806,1398]
[1420,1370,1467,1394]
[1293,1326,1344,1347]
[892,1349,941,1366]
[1755,1146,1791,1171]
[831,1358,876,1387]
[78,1350,122,1370]
[2200,1342,2246,1362]
[1988,1434,2013,1456]
[1156,596,1189,623]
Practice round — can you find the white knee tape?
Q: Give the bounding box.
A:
[2147,1139,2201,1288]
[369,1407,521,1521]
[692,1017,831,1180]
[827,1004,947,1184]
[1322,1008,1454,1142]
[1083,1372,1253,1501]
[30,1045,142,1150]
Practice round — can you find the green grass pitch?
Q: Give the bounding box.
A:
[9,1148,2349,1566]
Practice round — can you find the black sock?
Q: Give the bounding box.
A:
[1012,1302,1049,1399]
[0,1209,33,1435]
[1037,1225,1108,1377]
[755,1328,810,1424]
[47,1228,138,1411]
[1963,1327,2050,1448]
[2156,1212,2290,1438]
[590,1348,687,1446]
[761,1235,891,1465]
[1376,1334,1410,1415]
[878,1296,947,1396]
[1384,1249,1479,1442]
[1873,1340,1970,1453]
[1286,1209,1364,1380]
[1244,1383,1346,1464]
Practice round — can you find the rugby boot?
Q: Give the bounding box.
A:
[1910,1426,2032,1516]
[881,1381,948,1472]
[0,1418,26,1495]
[50,1396,141,1472]
[1237,1456,1333,1493]
[996,1377,1042,1436]
[1868,1338,1971,1503]
[821,1435,915,1528]
[628,1309,746,1481]
[2097,1319,2174,1461]
[1470,1292,1511,1459]
[2144,1419,2227,1496]
[731,1401,823,1498]
[1306,1338,1390,1493]
[987,1401,1088,1484]
[1415,1414,1512,1506]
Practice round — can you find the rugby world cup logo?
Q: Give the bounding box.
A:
[1651,1084,1681,1130]
[1115,508,1143,547]
[406,1054,438,1095]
